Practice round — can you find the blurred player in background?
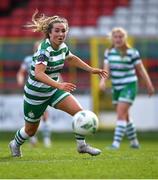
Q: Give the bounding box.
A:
[100,27,155,150]
[17,41,52,148]
[9,10,108,157]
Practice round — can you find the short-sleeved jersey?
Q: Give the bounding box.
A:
[21,55,32,73]
[104,48,141,90]
[24,38,72,105]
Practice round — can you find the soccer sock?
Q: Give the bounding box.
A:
[75,134,86,146]
[41,120,51,140]
[14,127,29,146]
[126,121,139,146]
[112,120,127,148]
[30,136,38,144]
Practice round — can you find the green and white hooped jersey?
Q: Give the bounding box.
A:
[104,48,141,90]
[24,38,71,105]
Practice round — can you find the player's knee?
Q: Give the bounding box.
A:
[29,132,36,137]
[117,109,128,120]
[25,128,37,137]
[117,112,128,120]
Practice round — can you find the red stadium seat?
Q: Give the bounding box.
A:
[118,0,129,6]
[0,27,8,37]
[0,0,10,11]
[83,17,97,26]
[10,17,24,27]
[7,27,22,37]
[11,8,25,17]
[0,0,130,37]
[69,17,83,26]
[0,18,9,27]
[23,30,42,38]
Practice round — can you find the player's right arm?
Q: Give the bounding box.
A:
[34,63,76,92]
[99,49,110,91]
[16,66,26,87]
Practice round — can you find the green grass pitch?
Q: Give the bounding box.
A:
[0,131,157,179]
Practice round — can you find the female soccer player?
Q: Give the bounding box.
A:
[100,27,154,149]
[9,10,108,157]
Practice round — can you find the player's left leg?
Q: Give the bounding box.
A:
[51,90,101,156]
[124,82,140,148]
[126,116,140,148]
[29,136,38,147]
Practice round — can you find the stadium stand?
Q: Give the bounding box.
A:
[0,0,158,94]
[0,0,158,37]
[0,0,130,38]
[98,0,158,36]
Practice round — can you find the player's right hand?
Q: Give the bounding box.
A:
[17,76,24,87]
[57,82,76,92]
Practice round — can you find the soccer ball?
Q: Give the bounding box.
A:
[72,110,99,135]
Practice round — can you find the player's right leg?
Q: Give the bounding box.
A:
[9,122,39,157]
[109,102,130,149]
[9,100,47,157]
[52,90,101,156]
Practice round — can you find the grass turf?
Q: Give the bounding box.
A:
[0,131,158,179]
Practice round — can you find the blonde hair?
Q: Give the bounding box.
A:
[110,27,127,39]
[25,10,69,38]
[109,27,130,49]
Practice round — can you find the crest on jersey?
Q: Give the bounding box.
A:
[28,111,35,118]
[126,90,132,98]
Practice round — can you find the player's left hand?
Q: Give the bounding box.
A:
[147,84,155,96]
[91,68,108,78]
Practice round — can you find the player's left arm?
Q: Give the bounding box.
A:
[135,62,155,96]
[66,54,108,79]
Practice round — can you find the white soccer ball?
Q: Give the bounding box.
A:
[72,110,99,135]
